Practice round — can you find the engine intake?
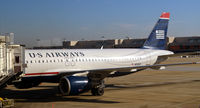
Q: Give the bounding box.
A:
[59,76,90,95]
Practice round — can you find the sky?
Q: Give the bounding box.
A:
[0,0,200,47]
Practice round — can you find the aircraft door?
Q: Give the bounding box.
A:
[13,45,26,74]
[149,53,155,65]
[146,54,151,65]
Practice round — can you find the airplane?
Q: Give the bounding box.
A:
[13,12,200,96]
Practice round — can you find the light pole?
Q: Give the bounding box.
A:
[36,39,40,47]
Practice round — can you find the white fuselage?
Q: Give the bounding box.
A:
[24,48,173,77]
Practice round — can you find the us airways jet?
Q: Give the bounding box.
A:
[13,12,199,96]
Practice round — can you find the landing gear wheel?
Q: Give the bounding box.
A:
[91,87,104,96]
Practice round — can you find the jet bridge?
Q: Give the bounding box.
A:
[0,34,25,89]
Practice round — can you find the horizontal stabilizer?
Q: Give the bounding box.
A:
[158,51,200,58]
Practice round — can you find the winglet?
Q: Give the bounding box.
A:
[160,12,170,19]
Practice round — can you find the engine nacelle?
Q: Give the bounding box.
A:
[58,76,91,95]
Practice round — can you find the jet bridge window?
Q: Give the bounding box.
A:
[15,56,20,63]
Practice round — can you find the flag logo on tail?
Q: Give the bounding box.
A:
[156,30,165,39]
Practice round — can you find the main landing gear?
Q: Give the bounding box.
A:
[91,80,105,96]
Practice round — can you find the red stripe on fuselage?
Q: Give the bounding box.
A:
[25,72,59,76]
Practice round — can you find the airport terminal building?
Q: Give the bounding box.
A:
[33,36,200,53]
[168,36,200,53]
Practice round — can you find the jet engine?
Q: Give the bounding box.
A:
[58,76,91,95]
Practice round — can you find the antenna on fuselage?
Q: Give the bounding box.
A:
[100,36,105,50]
[100,45,104,50]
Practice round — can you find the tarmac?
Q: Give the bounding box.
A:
[1,57,200,108]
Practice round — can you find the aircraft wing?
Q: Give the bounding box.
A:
[58,61,200,80]
[57,51,200,80]
[90,51,200,74]
[87,61,200,72]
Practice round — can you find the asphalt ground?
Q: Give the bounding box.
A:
[1,57,200,108]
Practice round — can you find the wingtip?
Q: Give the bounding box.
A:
[160,12,170,19]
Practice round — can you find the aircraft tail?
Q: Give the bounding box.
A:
[143,12,170,50]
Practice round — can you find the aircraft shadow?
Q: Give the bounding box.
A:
[105,79,200,91]
[1,79,199,104]
[0,86,120,104]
